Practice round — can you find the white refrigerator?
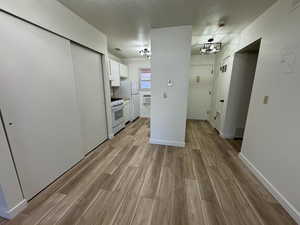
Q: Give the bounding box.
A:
[119,80,140,121]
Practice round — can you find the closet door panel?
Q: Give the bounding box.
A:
[0,12,83,199]
[71,43,108,155]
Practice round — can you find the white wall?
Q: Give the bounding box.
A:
[191,54,216,66]
[124,58,151,118]
[109,53,125,64]
[125,58,151,82]
[223,53,258,138]
[0,0,107,54]
[150,26,192,147]
[213,0,300,222]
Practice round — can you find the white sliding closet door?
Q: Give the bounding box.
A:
[71,43,108,155]
[0,12,83,199]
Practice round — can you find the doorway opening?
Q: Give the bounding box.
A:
[187,65,214,121]
[223,39,261,152]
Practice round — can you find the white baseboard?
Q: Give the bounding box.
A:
[220,132,235,139]
[149,138,185,147]
[0,199,27,219]
[239,153,300,224]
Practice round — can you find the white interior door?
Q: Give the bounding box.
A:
[214,72,224,131]
[71,43,108,155]
[0,12,83,199]
[215,57,231,132]
[188,65,213,120]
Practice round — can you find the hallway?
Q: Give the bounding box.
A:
[3,119,296,225]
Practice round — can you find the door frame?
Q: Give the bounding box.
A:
[188,64,214,120]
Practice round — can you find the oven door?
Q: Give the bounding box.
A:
[112,104,125,128]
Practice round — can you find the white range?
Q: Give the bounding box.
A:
[111,98,125,134]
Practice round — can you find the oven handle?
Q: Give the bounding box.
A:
[112,104,124,111]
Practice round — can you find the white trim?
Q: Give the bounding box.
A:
[149,138,185,147]
[220,133,235,139]
[0,199,27,219]
[108,133,114,139]
[239,153,300,224]
[85,137,108,155]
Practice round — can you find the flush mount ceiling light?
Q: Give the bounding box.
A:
[200,41,222,55]
[138,48,151,59]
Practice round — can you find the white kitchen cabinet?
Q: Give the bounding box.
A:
[120,64,129,78]
[132,94,140,121]
[124,100,130,124]
[110,59,120,87]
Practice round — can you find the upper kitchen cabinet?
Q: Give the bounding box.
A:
[119,63,129,79]
[110,59,120,87]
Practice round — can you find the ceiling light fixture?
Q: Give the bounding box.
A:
[199,41,222,55]
[138,48,151,59]
[199,20,225,55]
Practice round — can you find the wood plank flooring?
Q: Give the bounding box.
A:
[227,139,243,153]
[2,118,297,225]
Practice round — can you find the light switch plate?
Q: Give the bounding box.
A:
[291,0,300,11]
[263,96,269,104]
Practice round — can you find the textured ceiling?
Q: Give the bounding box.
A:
[58,0,276,58]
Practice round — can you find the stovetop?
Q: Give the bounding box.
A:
[111,98,124,107]
[111,98,123,102]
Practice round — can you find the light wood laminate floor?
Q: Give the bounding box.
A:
[3,118,296,225]
[227,139,243,153]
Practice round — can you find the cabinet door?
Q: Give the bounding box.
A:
[110,60,120,86]
[120,64,129,78]
[0,12,83,199]
[132,95,140,120]
[124,102,130,123]
[71,43,108,155]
